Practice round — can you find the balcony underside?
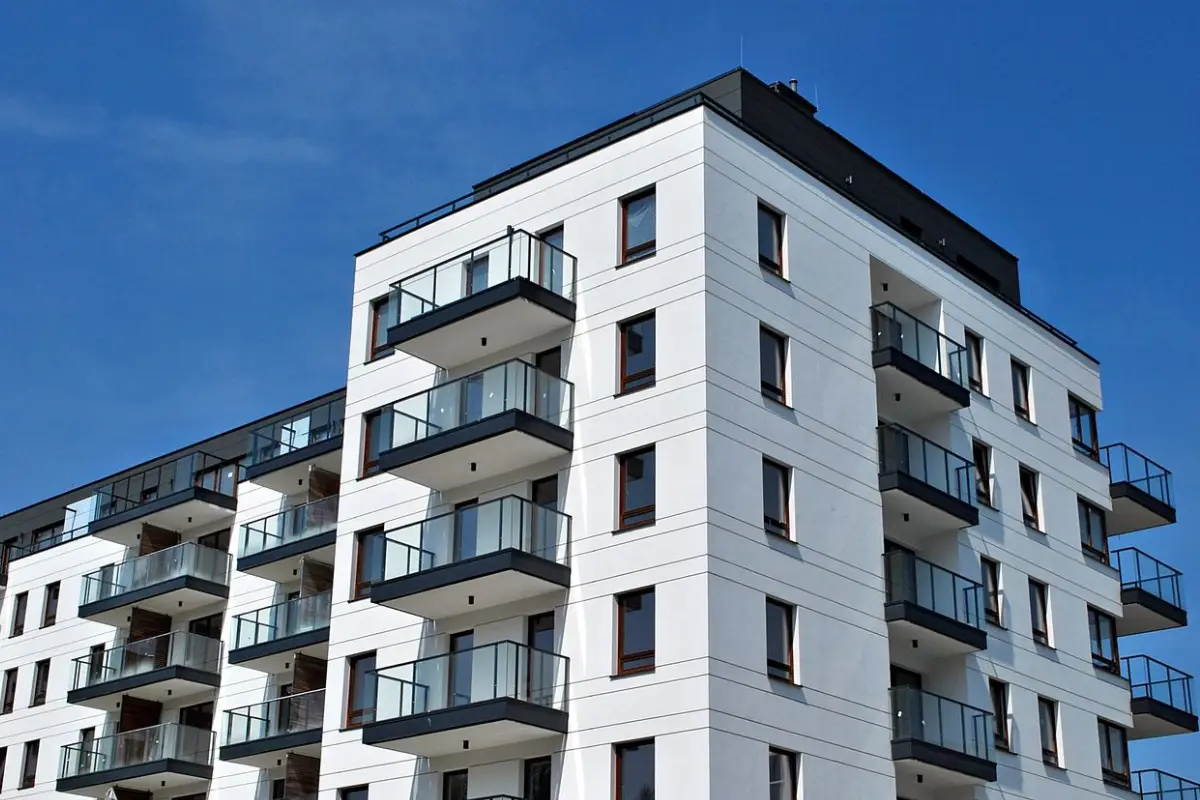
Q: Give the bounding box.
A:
[88,487,238,548]
[387,278,575,370]
[893,741,996,792]
[879,473,978,541]
[66,666,220,711]
[56,761,212,797]
[237,533,336,582]
[77,576,229,627]
[1118,587,1188,636]
[243,436,343,494]
[1129,697,1200,740]
[379,410,572,491]
[885,602,986,672]
[228,627,331,674]
[1107,483,1176,535]
[219,729,322,768]
[873,348,970,419]
[361,698,567,758]
[370,549,570,620]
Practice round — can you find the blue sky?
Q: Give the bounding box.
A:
[1,0,1197,775]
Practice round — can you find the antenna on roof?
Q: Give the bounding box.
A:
[739,35,744,67]
[814,82,820,109]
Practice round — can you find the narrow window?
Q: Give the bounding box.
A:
[1098,719,1130,788]
[1078,498,1108,561]
[1019,466,1040,529]
[442,769,468,800]
[1069,395,1099,458]
[368,295,394,360]
[30,660,49,707]
[1088,607,1119,673]
[765,598,794,682]
[537,225,566,294]
[1011,359,1031,420]
[19,740,37,789]
[760,326,787,404]
[1,668,16,714]
[1038,697,1059,765]
[272,779,285,800]
[614,739,655,800]
[899,216,923,240]
[616,588,655,675]
[620,188,657,264]
[41,582,59,628]
[464,254,490,296]
[768,748,797,800]
[1029,579,1050,646]
[989,679,1010,751]
[353,526,384,600]
[618,447,656,530]
[10,591,27,637]
[0,746,5,792]
[964,330,984,393]
[361,409,390,477]
[758,203,784,276]
[972,441,992,507]
[345,652,377,728]
[981,558,1001,625]
[340,787,369,800]
[524,755,552,800]
[762,459,790,538]
[618,313,656,393]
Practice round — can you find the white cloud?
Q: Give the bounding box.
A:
[123,117,330,165]
[0,93,105,140]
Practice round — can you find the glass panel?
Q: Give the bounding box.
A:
[240,495,340,558]
[222,689,325,745]
[1101,443,1174,507]
[248,397,346,467]
[92,451,240,520]
[1123,655,1194,714]
[72,632,223,689]
[884,550,984,629]
[877,423,975,504]
[79,543,230,605]
[1112,548,1185,609]
[59,723,213,779]
[870,302,967,387]
[889,686,993,761]
[231,593,332,650]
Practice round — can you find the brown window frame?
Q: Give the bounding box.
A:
[618,312,656,394]
[964,330,984,393]
[972,440,992,507]
[1098,719,1130,788]
[345,651,377,729]
[981,557,1001,626]
[1029,578,1050,646]
[41,582,60,628]
[760,326,787,404]
[1089,606,1120,673]
[1038,697,1059,765]
[614,738,655,800]
[616,587,655,676]
[989,678,1010,751]
[368,295,393,361]
[1,668,16,714]
[1011,359,1031,420]
[1018,465,1040,529]
[758,202,784,276]
[30,660,49,707]
[10,591,27,637]
[765,597,794,682]
[768,747,797,800]
[1078,497,1108,562]
[1069,394,1100,458]
[19,740,38,789]
[762,458,790,538]
[361,409,384,477]
[0,745,5,792]
[620,188,657,264]
[352,526,384,600]
[617,446,656,531]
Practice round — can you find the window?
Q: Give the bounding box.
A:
[353,526,384,600]
[345,652,377,727]
[0,746,5,792]
[537,225,566,293]
[1098,719,1130,787]
[10,591,27,637]
[1038,697,1059,765]
[270,779,285,800]
[340,787,369,800]
[972,441,992,506]
[618,313,656,393]
[39,582,60,628]
[1078,498,1108,561]
[1029,579,1050,645]
[965,330,984,393]
[989,679,1010,751]
[768,748,796,800]
[20,740,37,789]
[188,612,222,639]
[620,188,656,264]
[616,588,655,675]
[442,769,468,800]
[1019,466,1040,529]
[1069,395,1099,458]
[762,459,790,538]
[617,447,656,530]
[368,295,393,360]
[1,668,15,714]
[196,528,230,552]
[614,739,654,800]
[758,203,784,276]
[760,326,787,404]
[361,409,391,477]
[1011,359,1031,420]
[30,660,49,707]
[765,598,794,682]
[981,558,1001,625]
[524,756,552,800]
[1089,607,1119,673]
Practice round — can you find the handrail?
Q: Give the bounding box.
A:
[248,396,345,467]
[1122,655,1194,714]
[870,302,967,386]
[222,688,325,746]
[1100,443,1173,507]
[231,592,332,650]
[877,422,975,505]
[71,631,222,689]
[884,550,984,629]
[59,723,213,779]
[92,449,241,520]
[79,542,230,605]
[889,685,993,761]
[239,495,339,559]
[1111,548,1185,610]
[1132,769,1200,799]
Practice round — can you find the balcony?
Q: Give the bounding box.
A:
[88,452,240,548]
[890,686,996,792]
[1133,770,1200,800]
[1123,655,1198,739]
[370,495,570,620]
[66,632,222,710]
[220,689,324,767]
[884,551,986,669]
[386,228,577,369]
[877,423,978,536]
[237,495,338,581]
[77,543,230,626]
[1113,548,1187,635]
[1101,444,1176,534]
[871,303,970,416]
[57,723,213,797]
[378,359,573,490]
[361,640,568,757]
[228,593,331,673]
[244,396,345,492]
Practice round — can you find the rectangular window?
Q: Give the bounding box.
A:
[616,588,655,675]
[981,558,1001,625]
[1019,466,1040,529]
[41,582,60,628]
[768,748,797,800]
[989,679,1010,751]
[1011,359,1031,420]
[30,660,49,707]
[1078,498,1108,561]
[340,787,369,800]
[524,756,552,800]
[765,598,794,682]
[345,652,377,728]
[618,313,656,393]
[442,769,468,800]
[1069,395,1099,458]
[10,591,27,637]
[760,326,787,404]
[1098,719,1130,787]
[618,447,656,530]
[972,441,992,507]
[762,459,790,538]
[1038,697,1059,765]
[1089,606,1120,673]
[368,295,393,360]
[537,225,566,292]
[1,668,16,714]
[614,739,654,800]
[353,527,384,600]
[965,330,984,393]
[20,740,37,789]
[758,203,784,276]
[1029,578,1050,645]
[620,188,656,264]
[361,409,391,477]
[0,746,5,792]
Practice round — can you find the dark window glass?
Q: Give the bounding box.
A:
[362,410,391,477]
[442,769,468,800]
[188,612,223,639]
[2,668,16,714]
[615,739,655,800]
[195,528,230,552]
[448,631,475,707]
[41,582,59,628]
[965,330,984,392]
[465,254,490,296]
[1029,579,1049,645]
[1038,697,1058,764]
[10,591,27,637]
[1078,498,1108,560]
[19,740,37,789]
[271,779,285,800]
[340,787,369,800]
[353,527,384,599]
[345,652,377,727]
[1019,466,1040,529]
[618,447,656,530]
[537,226,566,294]
[1089,607,1119,673]
[758,204,783,275]
[1070,395,1099,457]
[30,660,49,707]
[369,295,393,360]
[972,441,991,506]
[1098,720,1130,787]
[0,746,6,792]
[768,748,796,800]
[619,313,656,393]
[760,327,787,403]
[981,558,1001,625]
[1011,360,1031,420]
[990,679,1010,750]
[525,756,552,800]
[763,459,790,538]
[621,189,657,263]
[766,598,794,681]
[617,588,655,675]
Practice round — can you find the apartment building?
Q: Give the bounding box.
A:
[0,67,1194,800]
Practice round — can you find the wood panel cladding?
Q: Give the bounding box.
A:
[291,653,327,692]
[299,559,333,597]
[128,607,171,642]
[118,694,162,732]
[284,753,321,800]
[138,524,180,556]
[307,467,339,500]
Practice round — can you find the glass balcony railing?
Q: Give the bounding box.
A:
[1100,444,1173,507]
[92,451,241,521]
[231,593,331,650]
[240,495,339,559]
[377,495,569,583]
[884,550,984,630]
[71,632,222,690]
[871,303,967,388]
[1112,548,1186,610]
[890,686,993,762]
[1133,769,1200,799]
[877,423,975,505]
[248,397,345,468]
[370,641,567,724]
[387,228,577,327]
[386,359,573,449]
[79,542,230,606]
[1123,655,1194,715]
[223,689,325,747]
[59,723,213,780]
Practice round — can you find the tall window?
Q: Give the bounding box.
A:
[30,660,49,707]
[989,679,1010,751]
[1038,697,1059,765]
[972,441,992,507]
[765,598,794,682]
[10,591,27,637]
[1011,359,1031,420]
[762,459,790,538]
[345,652,377,728]
[0,745,5,792]
[618,447,656,530]
[1078,498,1108,561]
[1,668,16,714]
[616,588,655,675]
[760,326,787,404]
[964,330,984,393]
[524,756,552,800]
[361,409,391,477]
[442,769,468,800]
[353,527,384,600]
[537,225,566,293]
[41,582,60,628]
[768,748,796,800]
[614,739,655,800]
[340,787,369,800]
[1069,395,1099,458]
[1019,466,1040,529]
[368,295,393,360]
[19,740,37,789]
[1029,578,1050,645]
[1089,607,1119,673]
[758,203,784,276]
[1098,719,1130,788]
[981,557,1001,625]
[618,313,656,393]
[620,188,657,264]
